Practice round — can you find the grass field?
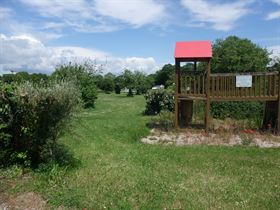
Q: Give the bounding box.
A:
[1,93,280,209]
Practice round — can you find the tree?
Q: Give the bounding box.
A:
[122,69,135,96]
[154,64,175,88]
[212,36,271,73]
[114,75,124,94]
[269,57,280,71]
[134,71,152,94]
[101,73,115,93]
[51,62,98,108]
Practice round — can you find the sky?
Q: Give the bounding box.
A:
[0,0,280,75]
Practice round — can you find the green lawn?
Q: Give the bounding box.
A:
[1,93,280,209]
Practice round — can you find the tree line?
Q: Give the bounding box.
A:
[1,35,280,104]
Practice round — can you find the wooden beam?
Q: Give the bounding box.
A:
[175,60,180,128]
[205,60,211,132]
[277,72,280,134]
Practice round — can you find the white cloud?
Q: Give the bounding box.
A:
[266,11,280,19]
[266,0,280,20]
[268,45,280,59]
[105,57,160,74]
[94,0,166,27]
[271,0,280,5]
[17,0,167,32]
[180,0,253,31]
[0,34,160,75]
[0,6,63,42]
[18,0,95,20]
[0,7,13,19]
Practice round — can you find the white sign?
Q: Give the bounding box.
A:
[236,75,252,87]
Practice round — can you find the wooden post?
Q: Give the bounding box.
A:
[277,72,280,134]
[175,60,180,128]
[205,60,211,132]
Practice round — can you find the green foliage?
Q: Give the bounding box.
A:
[144,89,174,115]
[0,81,80,167]
[211,101,264,120]
[154,64,175,87]
[212,36,271,73]
[52,62,97,108]
[134,71,153,94]
[101,73,115,93]
[114,84,121,94]
[123,69,136,96]
[1,72,49,84]
[270,57,280,71]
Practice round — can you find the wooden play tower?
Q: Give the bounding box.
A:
[174,41,280,133]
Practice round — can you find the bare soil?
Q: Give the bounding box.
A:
[0,191,47,210]
[141,129,280,148]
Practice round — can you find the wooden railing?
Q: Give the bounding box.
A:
[180,71,206,97]
[180,71,279,101]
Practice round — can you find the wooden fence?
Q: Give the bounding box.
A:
[180,71,279,101]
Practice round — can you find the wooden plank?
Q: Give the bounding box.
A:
[254,76,257,97]
[217,76,220,97]
[198,75,201,95]
[175,60,180,128]
[211,71,278,77]
[221,76,224,97]
[205,60,211,132]
[260,75,262,97]
[210,96,278,102]
[233,76,236,97]
[193,75,197,95]
[263,75,266,97]
[268,74,272,96]
[211,77,214,97]
[277,73,280,135]
[274,74,277,96]
[202,75,205,95]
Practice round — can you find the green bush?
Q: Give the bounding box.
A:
[52,63,98,108]
[0,81,80,167]
[211,101,264,120]
[144,89,174,115]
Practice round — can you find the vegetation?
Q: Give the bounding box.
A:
[209,36,271,124]
[1,93,279,209]
[211,36,271,73]
[0,81,80,167]
[144,89,174,115]
[1,72,49,84]
[51,62,98,108]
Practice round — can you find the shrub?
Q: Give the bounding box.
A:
[144,89,174,115]
[211,101,264,120]
[52,63,98,108]
[0,81,80,167]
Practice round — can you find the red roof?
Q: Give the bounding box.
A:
[174,41,212,61]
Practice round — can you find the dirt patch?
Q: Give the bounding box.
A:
[141,129,280,148]
[0,191,47,210]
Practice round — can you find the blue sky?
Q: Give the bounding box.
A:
[0,0,280,75]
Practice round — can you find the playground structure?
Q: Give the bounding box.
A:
[174,41,280,132]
